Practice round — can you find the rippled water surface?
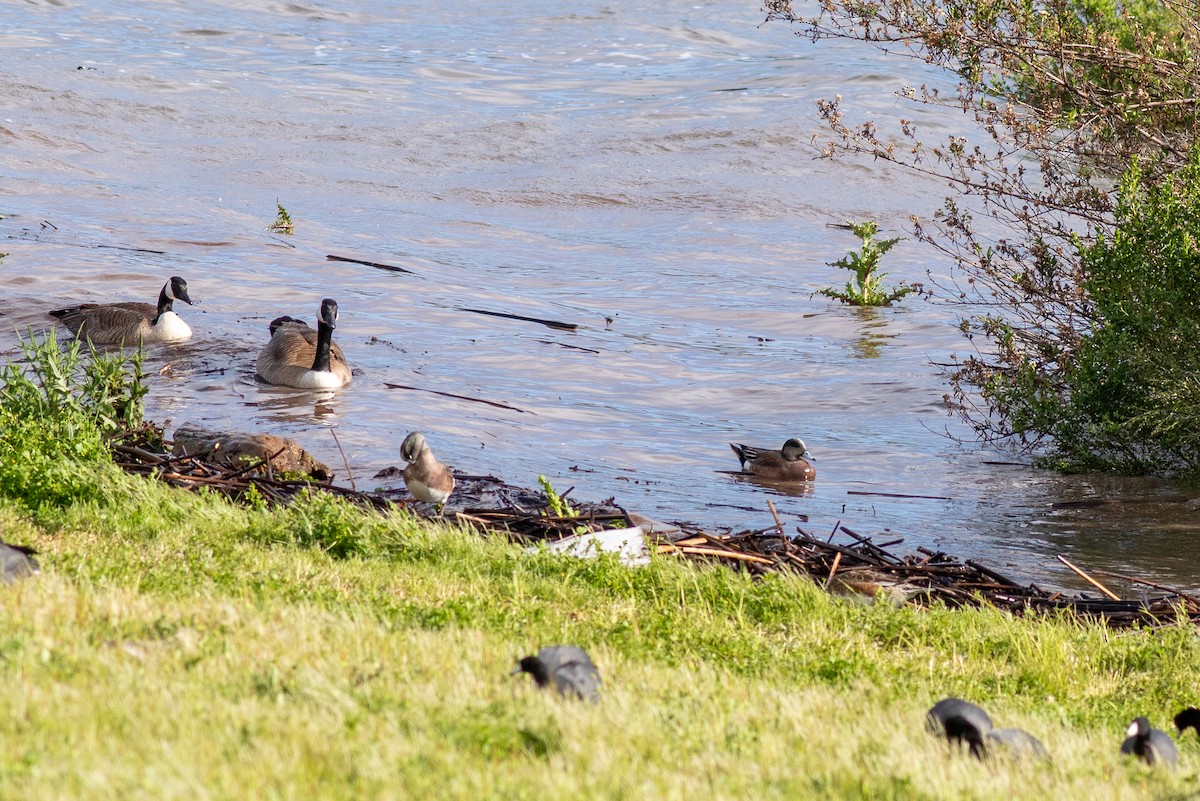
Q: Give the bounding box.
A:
[3,0,1198,591]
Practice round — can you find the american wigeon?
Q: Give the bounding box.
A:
[513,645,601,703]
[49,276,195,344]
[729,437,816,481]
[400,431,455,505]
[255,298,352,389]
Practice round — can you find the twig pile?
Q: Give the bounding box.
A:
[656,522,1200,628]
[110,436,1200,628]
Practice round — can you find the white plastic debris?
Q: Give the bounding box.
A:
[528,527,650,567]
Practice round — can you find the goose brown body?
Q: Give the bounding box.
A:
[48,276,194,344]
[255,299,351,389]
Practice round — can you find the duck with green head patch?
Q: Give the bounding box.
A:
[729,437,816,481]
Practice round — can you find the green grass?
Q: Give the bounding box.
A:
[1,463,1199,800]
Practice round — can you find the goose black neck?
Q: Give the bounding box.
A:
[153,286,175,325]
[311,320,335,372]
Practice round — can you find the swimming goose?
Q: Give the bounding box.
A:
[400,431,455,505]
[255,298,352,389]
[48,276,194,344]
[1120,716,1177,768]
[513,645,601,703]
[729,438,816,481]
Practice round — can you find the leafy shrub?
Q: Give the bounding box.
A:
[0,331,145,507]
[982,148,1200,472]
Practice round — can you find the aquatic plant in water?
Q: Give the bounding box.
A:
[816,220,915,307]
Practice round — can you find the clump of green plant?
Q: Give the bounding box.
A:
[267,199,294,235]
[1,329,146,437]
[816,221,915,306]
[242,490,374,558]
[0,330,145,507]
[537,475,578,518]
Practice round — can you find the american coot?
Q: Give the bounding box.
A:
[401,432,455,506]
[255,299,352,389]
[926,698,993,759]
[1,541,39,585]
[987,727,1051,761]
[729,438,816,481]
[1175,707,1200,738]
[1120,716,1178,768]
[49,276,195,344]
[513,645,601,703]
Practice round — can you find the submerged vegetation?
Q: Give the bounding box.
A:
[267,198,294,235]
[816,220,915,307]
[0,336,1199,798]
[766,0,1200,474]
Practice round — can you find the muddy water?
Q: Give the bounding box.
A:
[2,0,1197,591]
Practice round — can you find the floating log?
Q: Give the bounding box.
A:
[457,307,578,332]
[326,253,414,274]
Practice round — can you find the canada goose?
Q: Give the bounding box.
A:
[926,697,992,759]
[400,431,455,505]
[48,276,194,344]
[1121,717,1178,767]
[255,298,351,389]
[513,645,601,703]
[729,438,816,481]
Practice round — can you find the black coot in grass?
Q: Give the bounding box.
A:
[1,541,39,585]
[987,727,1051,761]
[1120,716,1178,768]
[926,698,993,758]
[513,645,601,703]
[1175,707,1200,738]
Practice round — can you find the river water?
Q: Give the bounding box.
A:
[1,0,1196,591]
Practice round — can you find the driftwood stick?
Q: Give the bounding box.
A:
[824,551,843,589]
[966,559,1026,590]
[662,545,775,566]
[383,382,531,414]
[221,446,289,482]
[1091,568,1200,606]
[330,428,355,491]
[326,253,415,274]
[1057,555,1121,601]
[846,490,953,501]
[767,500,785,536]
[457,306,578,332]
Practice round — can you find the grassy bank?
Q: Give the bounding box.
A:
[1,339,1198,799]
[1,465,1199,800]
